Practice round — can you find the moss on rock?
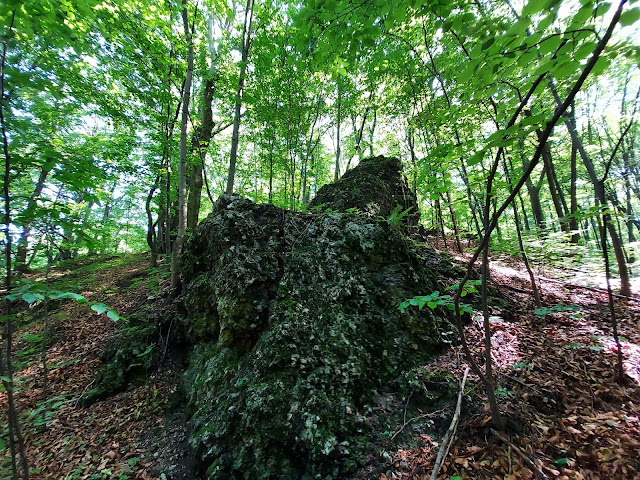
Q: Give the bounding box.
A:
[308,155,419,227]
[82,305,164,405]
[180,189,456,478]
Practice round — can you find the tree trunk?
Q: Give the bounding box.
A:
[540,141,569,233]
[226,0,254,194]
[186,159,203,230]
[334,76,342,182]
[146,176,160,267]
[15,164,51,271]
[548,81,631,295]
[1,11,31,476]
[171,0,194,293]
[187,77,217,230]
[523,156,546,230]
[368,109,376,156]
[569,130,580,243]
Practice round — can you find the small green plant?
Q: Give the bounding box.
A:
[496,385,511,398]
[511,362,532,370]
[387,204,413,228]
[534,304,581,317]
[445,279,482,297]
[399,290,473,315]
[26,394,74,430]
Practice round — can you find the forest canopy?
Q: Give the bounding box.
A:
[1,0,639,288]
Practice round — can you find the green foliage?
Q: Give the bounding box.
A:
[387,205,414,229]
[534,304,581,316]
[5,281,124,322]
[399,280,481,316]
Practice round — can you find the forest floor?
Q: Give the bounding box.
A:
[2,244,640,479]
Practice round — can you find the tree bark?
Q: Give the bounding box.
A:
[226,0,255,194]
[15,164,51,271]
[1,10,31,477]
[187,78,217,229]
[334,76,342,182]
[146,176,160,267]
[171,0,194,293]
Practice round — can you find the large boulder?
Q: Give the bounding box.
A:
[308,155,419,227]
[179,192,456,478]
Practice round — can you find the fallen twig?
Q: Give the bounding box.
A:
[391,407,449,440]
[490,428,549,479]
[429,366,470,480]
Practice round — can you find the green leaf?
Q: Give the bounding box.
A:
[553,60,579,78]
[569,2,596,28]
[594,2,611,16]
[22,333,43,342]
[523,0,550,16]
[481,37,495,51]
[106,310,120,321]
[91,303,108,315]
[468,150,484,166]
[619,7,640,26]
[573,41,598,61]
[136,345,154,357]
[0,376,12,384]
[22,293,44,304]
[49,291,86,302]
[554,457,570,466]
[538,35,562,55]
[427,301,438,309]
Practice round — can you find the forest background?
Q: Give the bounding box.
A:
[1,0,639,290]
[1,0,640,478]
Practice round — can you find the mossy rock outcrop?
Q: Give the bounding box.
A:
[308,155,419,227]
[82,303,167,405]
[180,190,456,477]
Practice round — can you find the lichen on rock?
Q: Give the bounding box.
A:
[180,167,457,478]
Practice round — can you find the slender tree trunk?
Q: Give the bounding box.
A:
[226,0,255,194]
[444,191,463,253]
[334,76,342,182]
[146,176,160,267]
[368,109,376,156]
[600,220,625,382]
[548,81,631,295]
[1,10,30,477]
[171,0,194,293]
[523,157,546,230]
[540,141,570,233]
[503,154,541,306]
[569,126,580,243]
[15,165,51,270]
